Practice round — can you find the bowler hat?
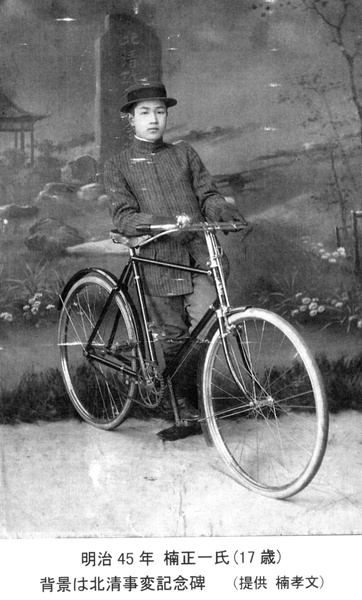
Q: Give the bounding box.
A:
[120,81,177,113]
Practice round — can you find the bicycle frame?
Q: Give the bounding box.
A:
[81,222,252,410]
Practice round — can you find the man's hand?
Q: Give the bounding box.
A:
[150,214,196,245]
[218,205,246,234]
[218,205,246,223]
[173,213,196,244]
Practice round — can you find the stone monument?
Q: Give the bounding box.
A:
[95,12,163,166]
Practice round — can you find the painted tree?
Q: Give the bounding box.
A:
[297,0,362,242]
[253,0,362,237]
[253,0,362,141]
[278,69,357,232]
[301,0,362,148]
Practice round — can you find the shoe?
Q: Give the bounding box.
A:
[157,422,202,441]
[177,398,200,422]
[158,397,198,424]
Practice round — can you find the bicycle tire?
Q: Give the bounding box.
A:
[58,272,140,429]
[199,308,328,499]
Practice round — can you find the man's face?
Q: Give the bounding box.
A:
[129,99,168,141]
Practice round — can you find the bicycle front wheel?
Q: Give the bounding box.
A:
[200,308,328,499]
[58,273,140,429]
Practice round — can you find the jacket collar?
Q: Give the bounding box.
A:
[132,136,165,154]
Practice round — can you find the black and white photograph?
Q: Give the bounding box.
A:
[0,0,360,590]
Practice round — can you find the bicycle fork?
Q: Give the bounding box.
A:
[204,230,267,406]
[218,315,274,410]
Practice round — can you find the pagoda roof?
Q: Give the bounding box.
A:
[0,90,47,127]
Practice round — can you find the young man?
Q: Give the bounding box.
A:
[104,81,245,441]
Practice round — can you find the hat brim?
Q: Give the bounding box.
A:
[120,97,177,113]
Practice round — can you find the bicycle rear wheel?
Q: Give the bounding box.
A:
[58,272,140,429]
[200,308,328,499]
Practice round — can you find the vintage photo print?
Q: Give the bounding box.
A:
[0,0,360,594]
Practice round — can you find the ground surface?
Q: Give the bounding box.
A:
[1,410,361,538]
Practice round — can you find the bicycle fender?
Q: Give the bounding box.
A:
[197,307,251,447]
[57,267,144,354]
[57,268,119,310]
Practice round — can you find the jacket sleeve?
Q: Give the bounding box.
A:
[186,144,230,221]
[103,156,155,236]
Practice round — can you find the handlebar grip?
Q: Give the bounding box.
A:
[136,223,177,234]
[135,224,152,234]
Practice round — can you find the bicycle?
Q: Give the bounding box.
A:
[58,217,329,499]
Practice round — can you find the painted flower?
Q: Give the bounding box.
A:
[28,292,43,305]
[0,312,13,322]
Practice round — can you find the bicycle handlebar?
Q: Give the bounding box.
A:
[135,220,248,235]
[110,219,251,249]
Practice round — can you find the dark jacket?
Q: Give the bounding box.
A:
[104,136,229,296]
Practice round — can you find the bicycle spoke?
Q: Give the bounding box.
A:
[59,275,138,429]
[201,309,328,498]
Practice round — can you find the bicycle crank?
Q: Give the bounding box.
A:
[138,362,166,408]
